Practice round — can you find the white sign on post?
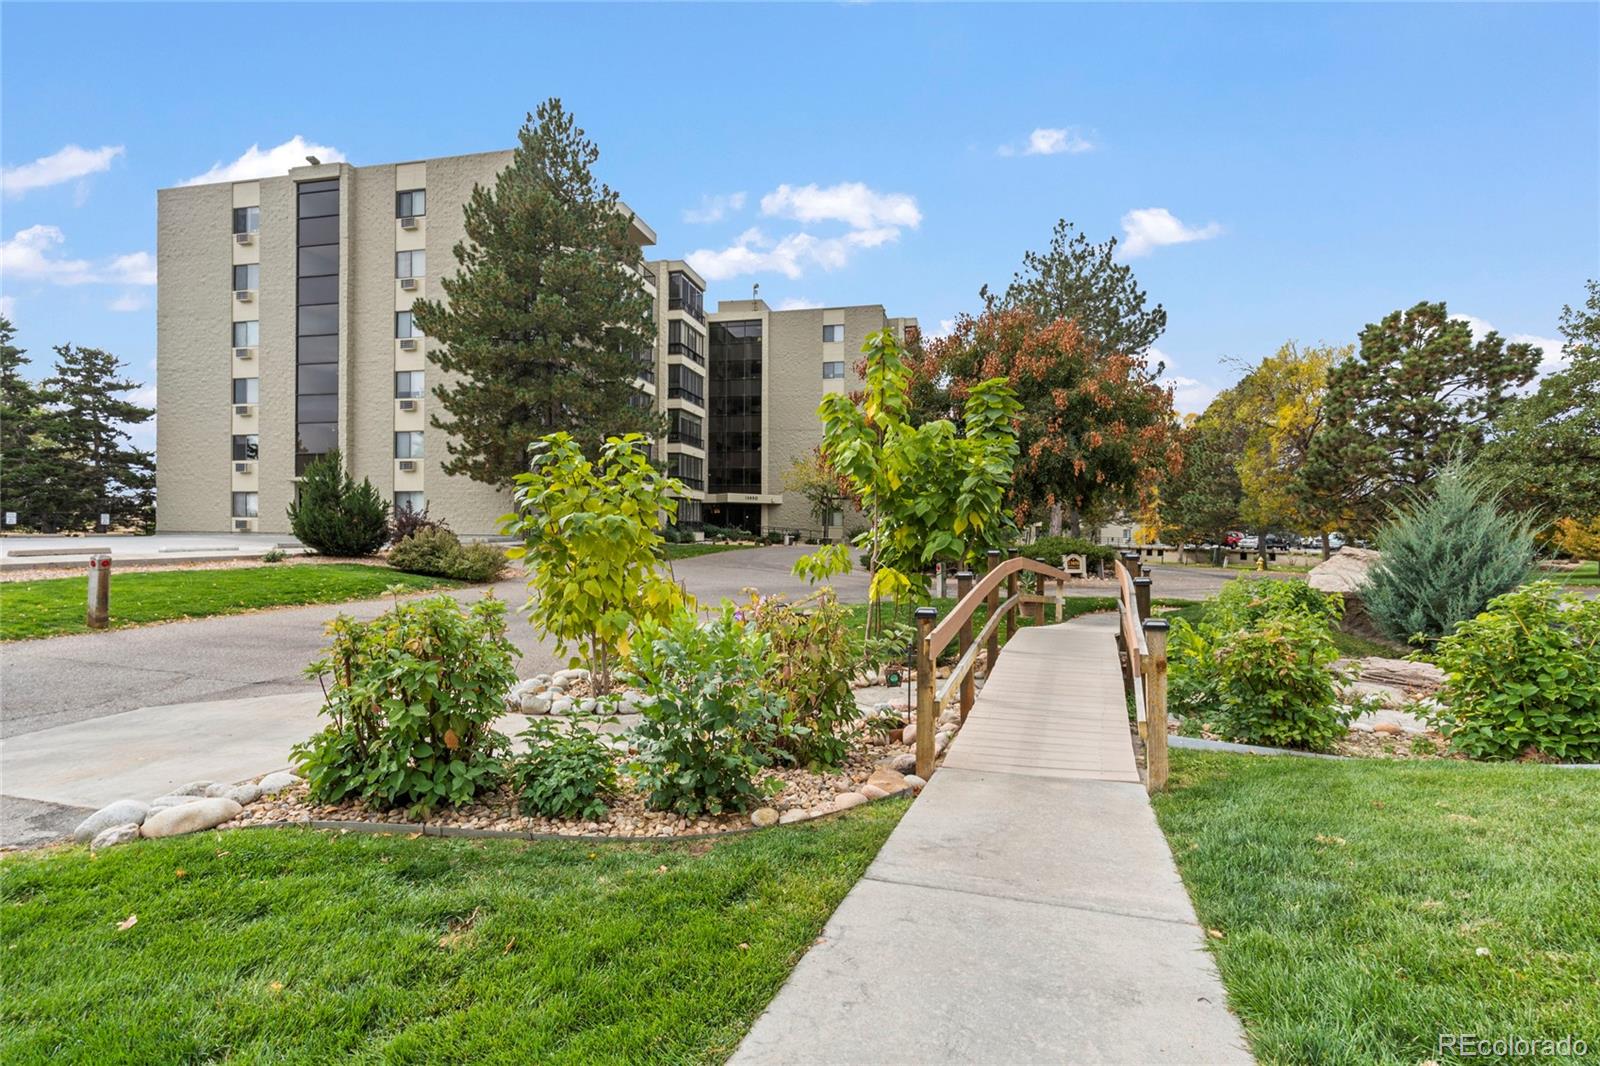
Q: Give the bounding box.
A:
[4,512,15,526]
[100,513,111,527]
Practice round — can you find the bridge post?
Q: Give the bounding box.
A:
[956,571,975,722]
[984,550,1001,675]
[1134,576,1152,623]
[1142,618,1170,793]
[914,606,939,779]
[1005,547,1021,643]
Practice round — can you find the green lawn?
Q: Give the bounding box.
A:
[0,563,458,641]
[1153,752,1600,1065]
[0,801,905,1064]
[663,541,760,561]
[1539,560,1599,587]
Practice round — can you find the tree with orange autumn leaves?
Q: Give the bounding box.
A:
[906,297,1179,537]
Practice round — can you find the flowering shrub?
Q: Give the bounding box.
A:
[294,594,515,812]
[748,590,858,769]
[623,607,786,816]
[1430,581,1600,761]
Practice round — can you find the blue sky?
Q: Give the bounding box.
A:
[3,1,1596,451]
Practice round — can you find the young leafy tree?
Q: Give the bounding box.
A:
[911,299,1177,536]
[781,447,856,532]
[286,450,390,556]
[0,317,63,530]
[1479,279,1600,527]
[1304,301,1540,532]
[1003,219,1167,363]
[413,99,662,486]
[42,343,155,530]
[502,432,690,694]
[797,329,1021,610]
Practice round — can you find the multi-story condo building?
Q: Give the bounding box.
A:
[704,299,918,534]
[155,149,914,538]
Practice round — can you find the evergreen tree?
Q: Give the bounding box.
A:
[1003,219,1167,362]
[413,99,662,487]
[0,316,64,530]
[1479,279,1600,525]
[286,450,390,556]
[1304,301,1540,532]
[1160,409,1243,548]
[42,342,155,530]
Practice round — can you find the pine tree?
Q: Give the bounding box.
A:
[413,99,662,487]
[286,450,390,556]
[42,342,155,530]
[1304,301,1540,532]
[0,316,63,530]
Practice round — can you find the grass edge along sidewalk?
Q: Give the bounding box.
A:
[0,563,460,641]
[1152,750,1600,1065]
[0,800,906,1064]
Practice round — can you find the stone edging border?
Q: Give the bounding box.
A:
[1168,734,1600,769]
[225,787,916,845]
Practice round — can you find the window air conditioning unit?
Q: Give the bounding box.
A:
[399,338,418,351]
[397,459,419,472]
[234,461,254,474]
[235,290,254,303]
[235,232,254,246]
[234,518,255,531]
[233,403,255,417]
[398,399,419,412]
[399,277,418,291]
[234,347,255,360]
[400,216,419,230]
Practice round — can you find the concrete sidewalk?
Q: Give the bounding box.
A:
[732,618,1253,1064]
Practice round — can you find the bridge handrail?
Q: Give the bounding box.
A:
[1114,553,1170,793]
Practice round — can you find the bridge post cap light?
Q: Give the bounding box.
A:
[986,548,1001,558]
[1141,617,1170,631]
[955,570,975,579]
[913,606,939,621]
[1007,546,1020,556]
[1133,576,1153,586]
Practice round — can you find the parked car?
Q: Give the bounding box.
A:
[1238,535,1259,551]
[1223,531,1244,547]
[1327,532,1346,550]
[1265,534,1290,549]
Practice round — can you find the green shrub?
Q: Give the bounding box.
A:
[509,717,620,819]
[1430,581,1600,761]
[1169,580,1352,751]
[388,527,507,583]
[391,502,448,543]
[1020,535,1117,569]
[293,595,515,813]
[1362,460,1535,645]
[261,547,286,563]
[286,450,390,557]
[748,590,857,769]
[623,606,785,816]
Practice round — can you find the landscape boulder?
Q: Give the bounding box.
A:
[833,792,869,810]
[90,823,142,849]
[140,798,243,839]
[865,768,908,795]
[1308,548,1387,638]
[73,800,150,843]
[257,771,300,796]
[750,807,780,828]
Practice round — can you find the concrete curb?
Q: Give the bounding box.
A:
[1168,734,1600,769]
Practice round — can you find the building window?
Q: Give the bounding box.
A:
[296,178,340,476]
[395,491,425,514]
[822,361,845,379]
[232,320,259,348]
[395,250,426,278]
[231,491,258,518]
[232,206,259,235]
[232,378,259,404]
[395,311,421,339]
[668,409,703,449]
[232,434,259,461]
[709,319,763,495]
[396,189,426,218]
[233,263,259,292]
[395,370,424,398]
[668,453,704,491]
[395,431,424,459]
[667,363,704,406]
[668,319,705,365]
[822,324,844,343]
[668,271,704,322]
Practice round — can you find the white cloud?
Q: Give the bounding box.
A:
[108,292,149,312]
[999,127,1095,157]
[0,295,15,318]
[1118,208,1224,258]
[1,224,156,286]
[760,182,922,230]
[180,135,346,186]
[1150,348,1221,415]
[2,144,124,197]
[682,191,747,224]
[1453,313,1565,375]
[776,296,822,310]
[928,317,958,340]
[687,225,908,282]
